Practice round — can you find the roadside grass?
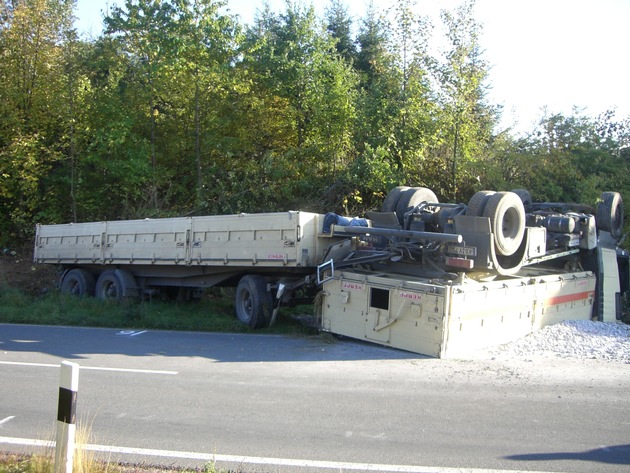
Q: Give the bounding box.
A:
[0,453,52,473]
[0,451,231,473]
[0,286,318,336]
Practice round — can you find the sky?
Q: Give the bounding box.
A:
[75,0,630,134]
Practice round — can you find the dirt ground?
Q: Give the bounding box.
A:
[0,242,59,295]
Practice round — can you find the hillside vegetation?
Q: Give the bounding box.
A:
[1,0,629,247]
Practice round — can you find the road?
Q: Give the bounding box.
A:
[1,323,630,473]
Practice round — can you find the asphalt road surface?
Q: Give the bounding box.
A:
[1,323,630,473]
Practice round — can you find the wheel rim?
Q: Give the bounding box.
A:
[502,206,522,241]
[69,280,81,296]
[238,289,253,323]
[103,280,119,299]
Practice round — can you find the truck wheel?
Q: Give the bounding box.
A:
[597,191,624,238]
[511,188,533,207]
[395,187,438,222]
[95,271,123,302]
[466,190,495,216]
[235,275,273,329]
[60,269,95,297]
[95,270,137,302]
[483,191,526,257]
[381,186,409,213]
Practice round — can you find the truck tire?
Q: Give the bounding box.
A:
[381,186,409,213]
[466,191,495,216]
[483,191,526,257]
[60,269,95,297]
[95,270,137,302]
[235,275,273,328]
[511,188,533,207]
[597,191,624,238]
[395,187,438,223]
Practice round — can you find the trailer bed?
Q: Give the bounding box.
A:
[34,211,334,269]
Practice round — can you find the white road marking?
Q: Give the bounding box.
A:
[116,330,148,337]
[0,361,177,375]
[0,417,15,426]
[0,436,564,473]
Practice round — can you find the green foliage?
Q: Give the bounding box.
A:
[0,133,61,239]
[325,0,357,62]
[334,144,401,214]
[427,0,497,202]
[0,0,627,245]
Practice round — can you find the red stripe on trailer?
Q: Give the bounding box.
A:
[545,291,594,306]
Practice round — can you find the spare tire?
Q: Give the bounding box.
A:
[483,191,526,257]
[381,186,410,213]
[466,190,495,216]
[395,187,438,223]
[597,191,624,239]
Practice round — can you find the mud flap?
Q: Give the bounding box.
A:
[595,245,621,322]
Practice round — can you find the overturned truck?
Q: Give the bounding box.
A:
[34,188,628,357]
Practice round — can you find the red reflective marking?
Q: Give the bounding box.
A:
[445,257,474,269]
[545,291,593,306]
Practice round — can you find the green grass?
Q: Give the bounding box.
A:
[0,286,318,336]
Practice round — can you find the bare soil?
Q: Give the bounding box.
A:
[0,242,59,295]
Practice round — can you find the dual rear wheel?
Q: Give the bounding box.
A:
[60,269,275,328]
[383,186,527,257]
[381,186,439,224]
[60,268,137,302]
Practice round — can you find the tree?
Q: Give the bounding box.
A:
[388,0,433,181]
[430,0,498,200]
[104,0,180,212]
[353,3,398,158]
[0,0,76,241]
[239,1,358,210]
[325,0,356,63]
[71,36,153,221]
[171,0,241,212]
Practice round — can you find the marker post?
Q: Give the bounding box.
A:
[54,361,79,473]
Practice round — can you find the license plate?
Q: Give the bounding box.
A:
[446,244,477,256]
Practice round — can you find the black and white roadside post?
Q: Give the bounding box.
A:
[55,361,79,473]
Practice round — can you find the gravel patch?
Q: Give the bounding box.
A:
[478,320,630,363]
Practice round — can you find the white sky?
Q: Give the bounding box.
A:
[75,0,630,134]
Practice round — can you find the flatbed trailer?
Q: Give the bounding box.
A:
[33,188,628,357]
[34,211,348,328]
[34,211,334,277]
